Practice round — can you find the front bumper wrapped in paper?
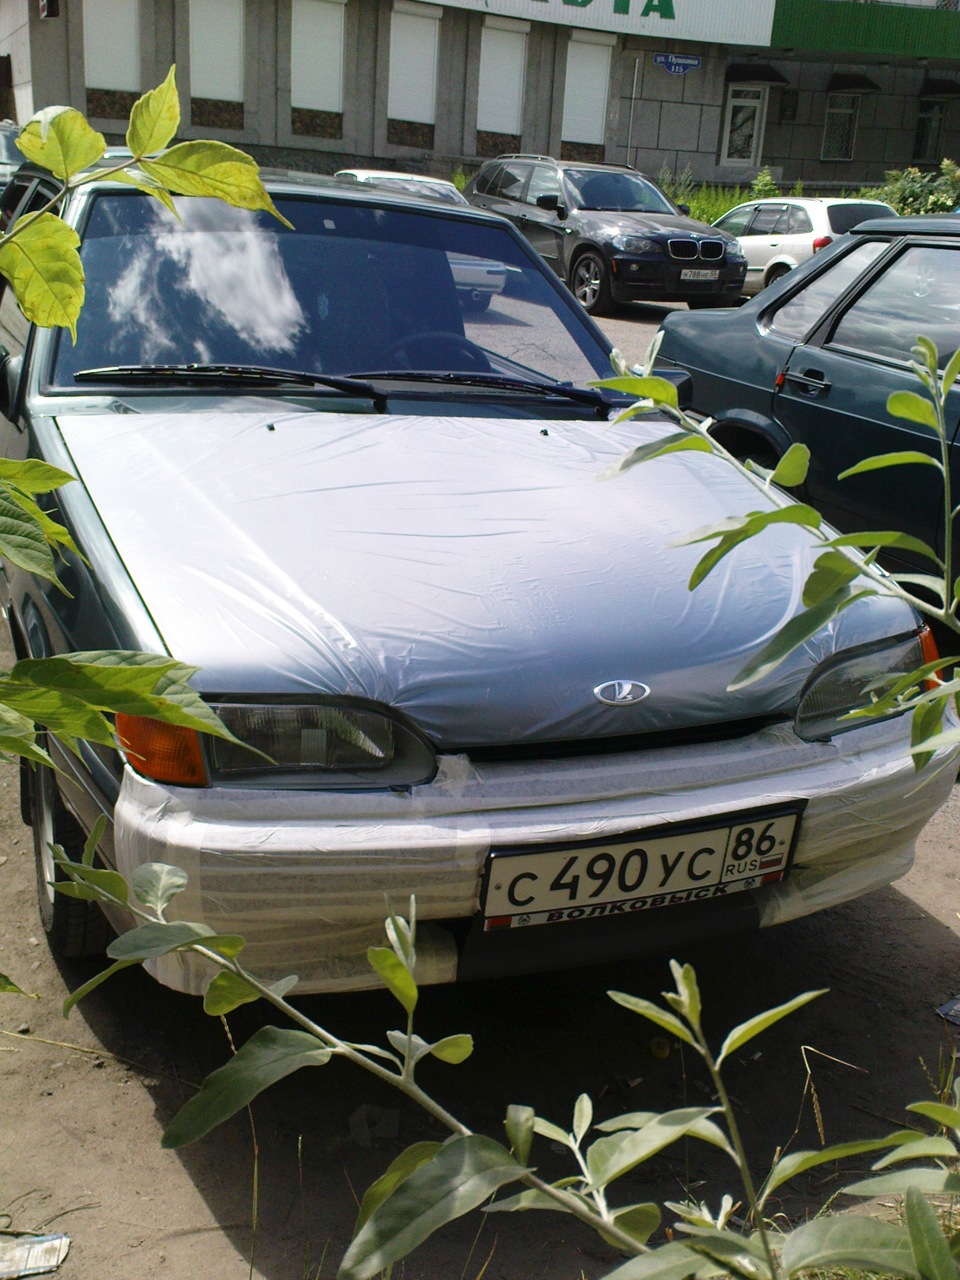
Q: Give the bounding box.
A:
[110,713,958,996]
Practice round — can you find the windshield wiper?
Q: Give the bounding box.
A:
[353,371,612,418]
[73,364,388,411]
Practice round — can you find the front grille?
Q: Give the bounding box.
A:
[668,238,726,261]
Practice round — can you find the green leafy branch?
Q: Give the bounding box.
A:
[47,849,960,1280]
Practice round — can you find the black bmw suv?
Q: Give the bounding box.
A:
[464,154,746,314]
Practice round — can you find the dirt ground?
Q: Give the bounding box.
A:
[0,745,958,1280]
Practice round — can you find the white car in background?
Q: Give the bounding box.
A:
[336,168,508,312]
[712,196,896,296]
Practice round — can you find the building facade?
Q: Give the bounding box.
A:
[3,0,960,188]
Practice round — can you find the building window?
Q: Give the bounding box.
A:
[720,85,768,167]
[477,17,528,154]
[561,31,614,158]
[190,0,245,129]
[821,93,859,162]
[84,0,140,118]
[291,0,346,139]
[914,98,945,164]
[388,0,441,147]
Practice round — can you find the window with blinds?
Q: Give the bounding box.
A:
[190,0,244,103]
[292,0,346,113]
[388,2,441,124]
[561,35,613,145]
[83,0,140,92]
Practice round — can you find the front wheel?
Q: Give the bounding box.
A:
[32,762,111,958]
[570,251,611,315]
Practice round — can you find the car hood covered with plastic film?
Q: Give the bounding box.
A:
[55,403,914,751]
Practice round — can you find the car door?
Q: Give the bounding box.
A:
[740,204,790,285]
[714,204,759,288]
[514,163,566,274]
[468,159,530,230]
[773,238,960,570]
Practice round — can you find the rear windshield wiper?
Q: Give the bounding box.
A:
[73,364,388,411]
[354,371,612,417]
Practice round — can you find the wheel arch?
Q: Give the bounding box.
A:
[707,411,794,466]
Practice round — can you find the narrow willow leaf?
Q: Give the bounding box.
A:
[429,1034,473,1064]
[339,1135,525,1280]
[367,946,418,1014]
[107,920,217,960]
[840,450,941,479]
[612,1203,661,1245]
[889,573,947,603]
[596,1111,659,1132]
[887,391,939,430]
[127,65,180,156]
[203,971,261,1016]
[532,1116,572,1147]
[600,432,713,480]
[942,345,960,393]
[0,972,36,997]
[141,142,292,225]
[574,1093,593,1145]
[802,550,863,609]
[913,336,940,376]
[163,1026,331,1148]
[504,1104,535,1165]
[355,1142,443,1233]
[586,1108,719,1188]
[386,1029,430,1064]
[905,1186,958,1280]
[592,374,680,407]
[872,1135,958,1168]
[909,725,960,756]
[827,530,942,566]
[758,1135,906,1206]
[62,958,138,1016]
[17,107,105,180]
[54,857,128,905]
[608,990,696,1046]
[911,696,948,772]
[689,529,752,591]
[483,1188,564,1213]
[907,1100,960,1131]
[602,1240,706,1280]
[729,591,871,690]
[131,862,188,911]
[770,443,810,487]
[782,1216,918,1279]
[716,988,825,1068]
[844,1170,960,1197]
[81,814,106,867]
[668,960,702,1031]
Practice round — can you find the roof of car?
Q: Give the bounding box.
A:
[849,214,959,234]
[490,153,643,176]
[336,168,458,187]
[733,196,895,209]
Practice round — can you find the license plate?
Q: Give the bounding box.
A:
[482,808,800,930]
[680,268,719,281]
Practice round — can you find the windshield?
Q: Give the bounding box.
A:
[50,192,610,390]
[564,169,677,215]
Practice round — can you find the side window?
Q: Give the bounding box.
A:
[749,205,788,235]
[784,206,813,235]
[488,162,528,201]
[474,163,504,196]
[525,165,561,206]
[828,246,960,367]
[714,206,755,237]
[767,240,887,341]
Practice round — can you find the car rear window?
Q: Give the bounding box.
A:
[827,203,895,234]
[768,240,888,340]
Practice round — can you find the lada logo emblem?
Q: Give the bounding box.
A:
[593,680,651,706]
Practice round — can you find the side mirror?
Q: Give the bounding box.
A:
[536,194,567,220]
[677,203,691,216]
[0,351,18,423]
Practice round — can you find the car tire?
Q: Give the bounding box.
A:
[570,251,611,315]
[764,264,792,288]
[31,759,111,958]
[459,292,492,314]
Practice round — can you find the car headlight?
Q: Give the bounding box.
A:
[794,631,931,742]
[611,234,661,255]
[118,701,437,790]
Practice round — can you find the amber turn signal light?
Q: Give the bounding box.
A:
[115,714,208,786]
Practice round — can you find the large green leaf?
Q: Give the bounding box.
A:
[716,989,825,1068]
[827,529,942,566]
[603,1240,707,1280]
[54,856,128,905]
[595,374,681,407]
[844,1170,960,1197]
[0,473,63,583]
[367,946,418,1013]
[607,990,696,1046]
[574,1093,593,1144]
[0,703,50,765]
[782,1216,918,1279]
[905,1186,958,1280]
[131,862,188,911]
[127,65,180,156]
[872,1135,958,1168]
[611,1202,662,1246]
[907,1100,960,1132]
[758,1134,907,1206]
[163,1026,332,1148]
[429,1034,473,1064]
[0,457,76,495]
[770,443,810,488]
[338,1135,525,1280]
[0,213,83,339]
[887,391,939,430]
[802,550,863,609]
[354,1142,443,1233]
[684,505,822,591]
[203,971,261,1016]
[586,1108,719,1188]
[107,920,219,960]
[17,107,105,180]
[140,142,292,226]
